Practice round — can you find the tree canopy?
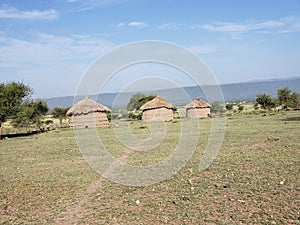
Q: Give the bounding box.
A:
[0,81,32,124]
[11,99,49,128]
[255,93,277,110]
[277,87,299,109]
[211,102,226,114]
[51,107,70,126]
[0,82,49,138]
[127,93,157,111]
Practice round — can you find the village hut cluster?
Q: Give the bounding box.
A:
[67,96,211,128]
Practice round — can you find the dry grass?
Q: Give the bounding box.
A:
[0,111,299,224]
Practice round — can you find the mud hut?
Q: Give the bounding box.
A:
[185,99,211,118]
[140,96,174,122]
[66,97,111,128]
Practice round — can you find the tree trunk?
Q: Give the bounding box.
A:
[0,121,2,141]
[59,116,63,126]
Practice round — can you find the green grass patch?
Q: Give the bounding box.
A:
[0,111,299,224]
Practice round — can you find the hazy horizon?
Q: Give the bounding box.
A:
[1,0,300,98]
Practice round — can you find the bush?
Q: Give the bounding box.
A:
[226,103,234,111]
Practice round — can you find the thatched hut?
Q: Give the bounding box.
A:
[140,96,174,122]
[185,99,211,118]
[66,97,111,128]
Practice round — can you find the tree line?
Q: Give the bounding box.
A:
[1,82,299,138]
[255,87,299,110]
[0,82,70,139]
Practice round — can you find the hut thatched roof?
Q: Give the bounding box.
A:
[185,99,211,109]
[66,97,111,116]
[140,96,174,111]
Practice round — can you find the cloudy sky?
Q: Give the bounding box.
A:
[0,0,299,98]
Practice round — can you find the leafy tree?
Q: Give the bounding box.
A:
[0,82,32,138]
[277,87,292,108]
[211,102,226,114]
[127,93,156,111]
[291,92,300,109]
[51,107,70,126]
[255,94,276,110]
[277,87,300,109]
[225,103,234,111]
[11,99,49,129]
[237,104,244,113]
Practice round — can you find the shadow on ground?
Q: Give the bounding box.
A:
[282,117,300,121]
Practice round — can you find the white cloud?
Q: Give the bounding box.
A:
[116,22,126,27]
[202,16,300,38]
[0,5,59,20]
[158,23,183,30]
[128,21,147,28]
[0,33,114,97]
[0,33,113,65]
[117,21,147,28]
[67,0,128,12]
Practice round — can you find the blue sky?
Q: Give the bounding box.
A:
[0,0,300,98]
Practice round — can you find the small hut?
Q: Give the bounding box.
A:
[140,96,174,122]
[185,99,211,118]
[66,97,111,128]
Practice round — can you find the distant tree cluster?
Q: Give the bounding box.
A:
[11,99,48,128]
[255,87,299,111]
[0,82,49,138]
[277,87,299,109]
[211,102,226,114]
[51,107,70,126]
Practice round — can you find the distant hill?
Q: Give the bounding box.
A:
[44,77,300,109]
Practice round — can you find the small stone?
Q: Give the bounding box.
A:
[135,200,140,205]
[279,181,284,185]
[224,183,231,188]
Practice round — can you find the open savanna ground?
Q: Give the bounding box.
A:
[0,111,299,224]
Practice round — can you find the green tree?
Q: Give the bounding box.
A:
[0,82,32,138]
[225,103,234,111]
[11,99,49,129]
[51,107,70,126]
[290,92,300,109]
[255,94,276,110]
[127,93,156,111]
[277,87,300,109]
[237,104,244,113]
[277,87,292,108]
[211,102,226,114]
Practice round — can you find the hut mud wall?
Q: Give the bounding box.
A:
[186,108,210,118]
[69,112,109,128]
[142,107,173,122]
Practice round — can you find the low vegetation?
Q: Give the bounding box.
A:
[0,111,299,224]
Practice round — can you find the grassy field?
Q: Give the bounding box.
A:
[0,111,299,224]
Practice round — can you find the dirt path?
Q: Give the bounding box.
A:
[54,148,132,224]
